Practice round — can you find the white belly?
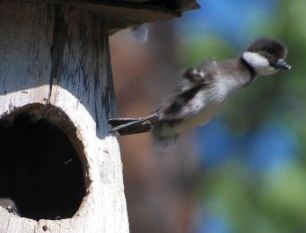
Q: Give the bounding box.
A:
[178,102,223,132]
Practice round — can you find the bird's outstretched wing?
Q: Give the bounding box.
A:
[159,62,216,120]
[181,59,217,89]
[160,83,206,117]
[181,68,205,87]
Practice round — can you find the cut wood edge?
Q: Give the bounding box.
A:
[0,103,95,232]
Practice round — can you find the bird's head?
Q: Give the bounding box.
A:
[242,38,291,76]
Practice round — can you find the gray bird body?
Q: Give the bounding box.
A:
[151,58,254,143]
[109,38,290,145]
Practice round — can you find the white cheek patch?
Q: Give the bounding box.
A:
[242,51,276,75]
[243,51,269,67]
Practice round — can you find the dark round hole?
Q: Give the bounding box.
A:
[0,109,86,220]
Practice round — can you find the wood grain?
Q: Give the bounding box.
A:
[0,2,128,233]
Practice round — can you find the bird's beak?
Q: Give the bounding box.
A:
[273,59,291,70]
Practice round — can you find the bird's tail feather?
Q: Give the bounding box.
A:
[108,115,156,135]
[109,115,180,147]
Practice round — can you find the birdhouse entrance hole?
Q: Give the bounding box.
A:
[0,104,87,220]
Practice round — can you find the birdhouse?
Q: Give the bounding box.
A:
[0,1,199,232]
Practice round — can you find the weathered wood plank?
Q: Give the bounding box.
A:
[6,215,36,233]
[0,209,10,233]
[48,6,129,232]
[0,2,52,111]
[0,2,128,233]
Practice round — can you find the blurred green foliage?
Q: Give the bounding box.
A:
[180,0,306,232]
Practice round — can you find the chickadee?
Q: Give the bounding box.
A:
[0,197,20,215]
[109,38,291,145]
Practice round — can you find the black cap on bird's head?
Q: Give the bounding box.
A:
[242,38,291,76]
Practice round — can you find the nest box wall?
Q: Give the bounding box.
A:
[0,1,198,233]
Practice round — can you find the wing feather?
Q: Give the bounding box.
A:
[158,60,218,120]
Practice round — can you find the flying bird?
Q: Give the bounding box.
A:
[109,38,291,145]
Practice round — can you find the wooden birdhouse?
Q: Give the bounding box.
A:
[0,1,199,232]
